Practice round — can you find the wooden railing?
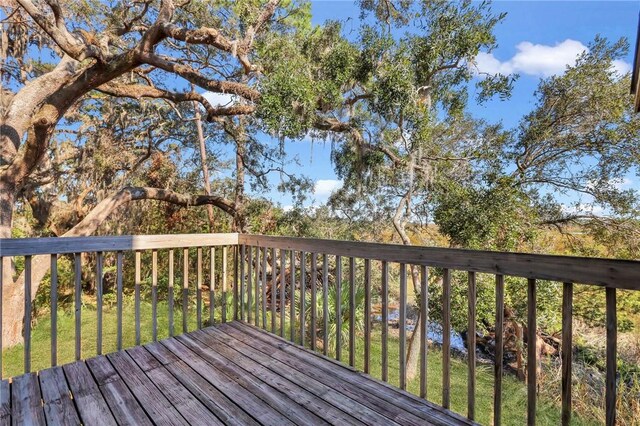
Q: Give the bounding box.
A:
[1,232,639,426]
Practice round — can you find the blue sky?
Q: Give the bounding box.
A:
[240,1,640,209]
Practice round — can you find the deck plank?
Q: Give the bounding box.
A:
[62,361,116,426]
[11,372,45,425]
[202,327,397,426]
[228,321,473,426]
[106,351,189,425]
[143,342,260,426]
[86,356,153,425]
[39,366,81,426]
[126,347,224,425]
[175,332,329,426]
[161,336,296,425]
[189,329,370,426]
[1,380,10,426]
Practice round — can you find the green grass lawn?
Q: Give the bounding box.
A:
[2,302,595,426]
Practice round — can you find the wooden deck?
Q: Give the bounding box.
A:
[0,321,473,426]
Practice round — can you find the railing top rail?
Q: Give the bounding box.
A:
[0,233,239,257]
[239,234,640,290]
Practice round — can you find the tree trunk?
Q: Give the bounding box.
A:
[193,101,216,232]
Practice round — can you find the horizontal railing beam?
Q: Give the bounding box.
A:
[239,234,640,290]
[0,233,239,256]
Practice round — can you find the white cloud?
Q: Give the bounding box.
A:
[202,91,237,107]
[476,39,589,77]
[611,59,631,75]
[314,179,342,197]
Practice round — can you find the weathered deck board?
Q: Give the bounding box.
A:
[2,322,474,425]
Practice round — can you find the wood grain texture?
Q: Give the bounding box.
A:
[527,278,537,426]
[50,254,58,367]
[239,234,640,290]
[442,268,451,409]
[561,282,573,426]
[11,372,45,425]
[606,288,617,426]
[0,380,9,425]
[39,366,81,425]
[1,233,239,256]
[494,275,505,426]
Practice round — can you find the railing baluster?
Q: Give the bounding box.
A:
[561,282,573,426]
[75,253,82,361]
[280,249,286,337]
[300,251,306,346]
[381,260,389,382]
[442,268,451,409]
[152,250,158,341]
[247,246,252,324]
[183,248,189,334]
[606,287,617,426]
[253,247,260,327]
[494,274,505,426]
[116,251,123,351]
[262,247,268,329]
[527,278,537,426]
[271,247,277,333]
[168,249,175,337]
[311,253,318,351]
[50,254,58,367]
[335,255,342,361]
[197,247,202,330]
[290,250,296,342]
[364,258,371,374]
[233,245,239,321]
[349,257,356,367]
[240,245,246,321]
[420,265,428,399]
[24,255,32,373]
[468,271,476,420]
[210,247,215,326]
[399,263,407,390]
[322,253,329,355]
[96,252,103,355]
[134,251,141,346]
[222,246,228,323]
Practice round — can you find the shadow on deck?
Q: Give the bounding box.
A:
[1,321,473,425]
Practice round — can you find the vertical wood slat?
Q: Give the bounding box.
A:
[116,252,123,351]
[335,255,342,361]
[561,282,573,426]
[96,252,103,356]
[197,247,202,330]
[419,265,428,399]
[399,263,407,390]
[254,247,260,327]
[468,271,477,420]
[168,249,175,337]
[183,248,189,334]
[75,253,82,361]
[311,253,318,351]
[280,249,286,337]
[364,259,371,374]
[24,255,32,373]
[442,268,451,409]
[152,250,158,342]
[222,246,228,323]
[233,245,239,321]
[240,245,246,321]
[210,247,215,326]
[300,251,306,346]
[134,251,141,346]
[527,278,537,426]
[50,254,58,367]
[349,257,356,367]
[271,248,277,333]
[290,250,296,342]
[381,260,389,382]
[247,246,253,324]
[322,253,329,355]
[494,274,505,426]
[262,247,268,329]
[606,287,617,426]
